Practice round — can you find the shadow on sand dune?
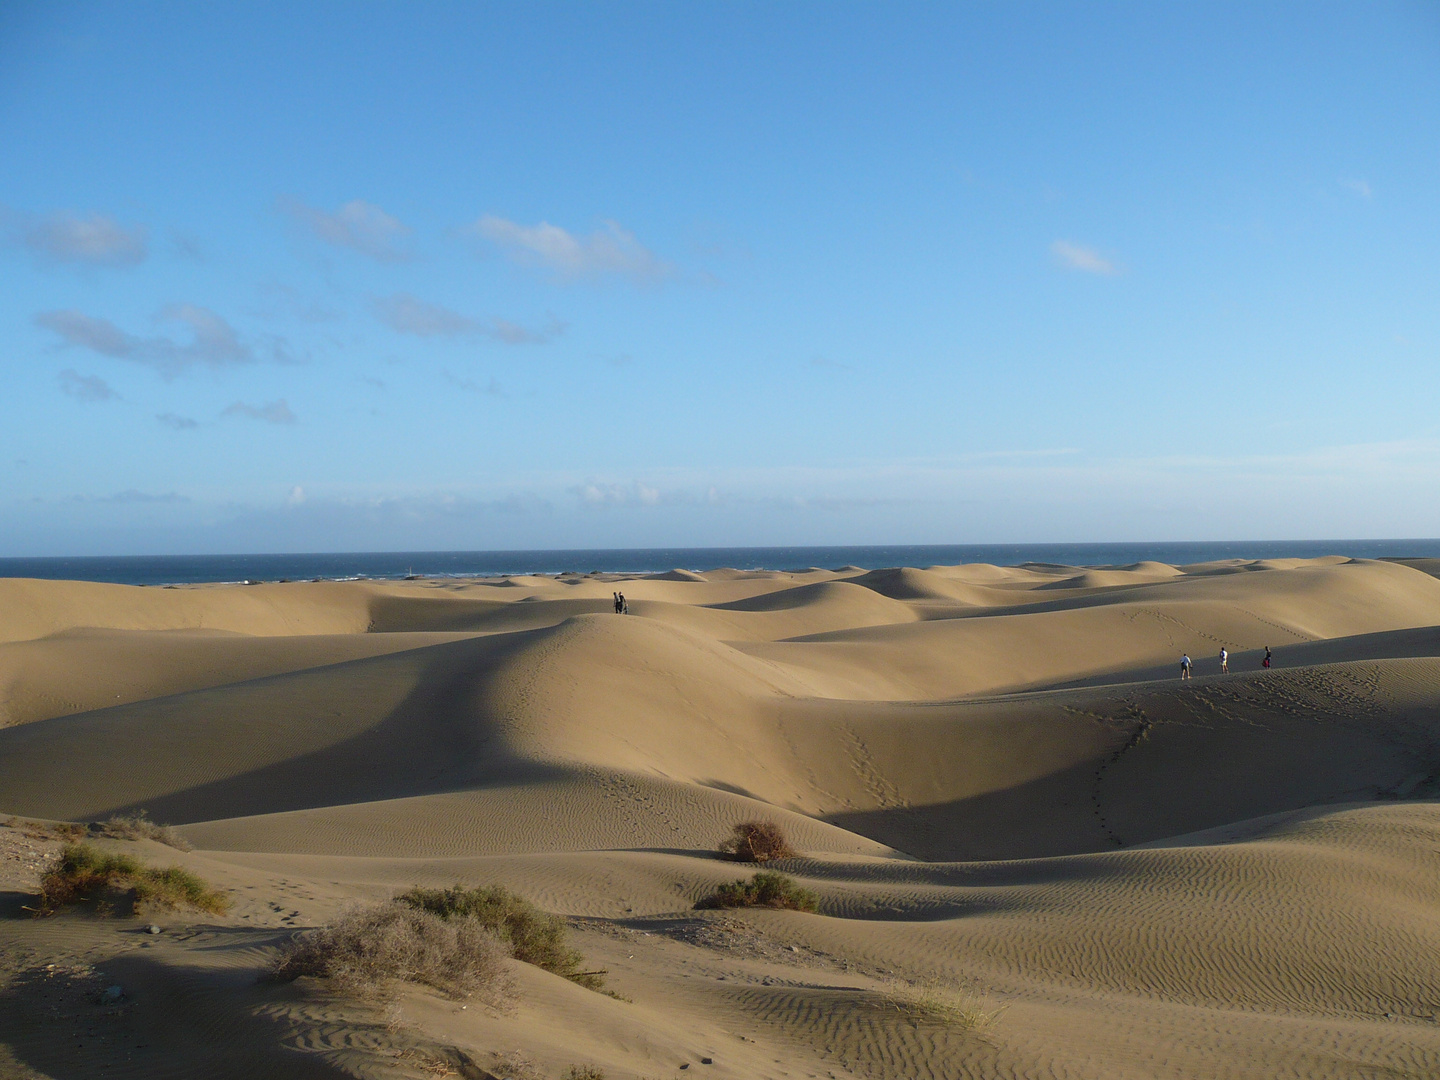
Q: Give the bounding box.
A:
[0,632,569,823]
[0,946,358,1080]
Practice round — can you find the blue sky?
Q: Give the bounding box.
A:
[2,2,1438,555]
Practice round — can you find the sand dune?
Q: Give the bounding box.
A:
[3,556,1440,1079]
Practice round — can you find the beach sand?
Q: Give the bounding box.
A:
[2,556,1440,1078]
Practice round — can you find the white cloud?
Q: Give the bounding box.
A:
[1051,240,1119,275]
[279,197,411,261]
[371,292,565,343]
[223,399,297,424]
[1340,178,1372,199]
[286,485,306,506]
[7,210,148,266]
[35,305,256,379]
[58,369,119,402]
[466,215,672,283]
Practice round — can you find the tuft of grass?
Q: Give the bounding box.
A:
[95,810,192,851]
[563,1067,606,1080]
[718,820,796,863]
[397,884,606,991]
[882,978,1006,1032]
[695,871,819,912]
[271,900,514,1004]
[33,842,228,917]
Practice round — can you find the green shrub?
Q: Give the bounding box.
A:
[272,901,513,1003]
[397,884,605,990]
[34,843,228,916]
[718,820,796,863]
[695,871,819,912]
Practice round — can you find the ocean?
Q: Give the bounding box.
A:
[2,540,1439,586]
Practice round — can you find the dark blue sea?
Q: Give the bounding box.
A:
[2,541,1439,586]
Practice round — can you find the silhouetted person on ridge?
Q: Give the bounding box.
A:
[1262,646,1272,669]
[1180,654,1192,679]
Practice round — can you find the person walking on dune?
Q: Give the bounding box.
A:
[1219,646,1228,673]
[1180,653,1192,679]
[1263,646,1272,669]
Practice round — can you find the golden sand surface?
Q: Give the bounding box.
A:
[2,557,1440,1078]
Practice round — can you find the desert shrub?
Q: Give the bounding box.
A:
[34,843,228,916]
[271,900,513,1003]
[718,820,796,863]
[396,884,605,990]
[882,978,1006,1032]
[4,817,87,842]
[95,810,192,851]
[563,1067,606,1080]
[695,871,819,912]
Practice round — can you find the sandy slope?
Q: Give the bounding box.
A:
[2,556,1440,1079]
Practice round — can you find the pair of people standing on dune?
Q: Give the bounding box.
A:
[612,591,628,614]
[1180,645,1270,678]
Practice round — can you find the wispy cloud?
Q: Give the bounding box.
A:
[157,412,199,430]
[1051,240,1119,275]
[58,369,119,401]
[5,209,148,266]
[1339,178,1372,199]
[96,490,189,504]
[223,399,297,424]
[371,292,565,343]
[571,480,666,507]
[252,282,342,324]
[169,230,206,261]
[488,316,566,344]
[465,215,672,283]
[371,293,476,336]
[278,197,411,261]
[35,305,256,379]
[442,370,505,396]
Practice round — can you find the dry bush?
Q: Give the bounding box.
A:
[718,820,796,863]
[695,871,819,912]
[5,817,88,842]
[272,900,514,1004]
[95,810,192,851]
[488,1051,547,1080]
[563,1067,606,1080]
[397,884,605,990]
[882,978,1006,1032]
[34,842,228,916]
